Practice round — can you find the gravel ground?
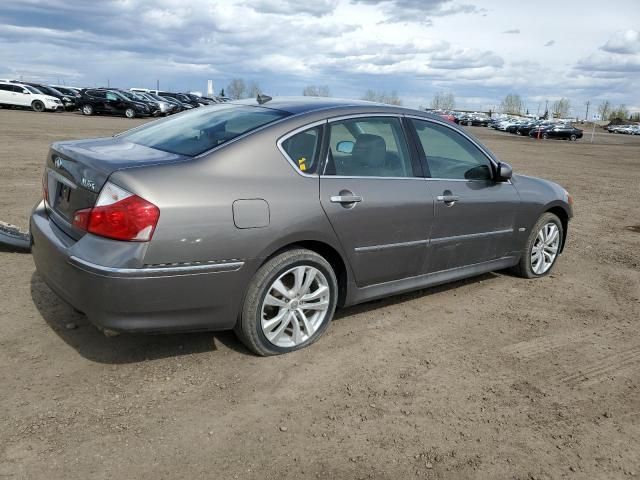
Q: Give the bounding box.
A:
[1,109,639,479]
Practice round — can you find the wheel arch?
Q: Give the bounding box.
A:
[545,205,569,253]
[259,239,350,308]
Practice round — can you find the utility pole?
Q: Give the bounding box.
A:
[156,79,159,92]
[107,79,110,88]
[585,100,590,121]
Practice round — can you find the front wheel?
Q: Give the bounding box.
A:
[511,212,563,278]
[542,132,549,140]
[235,248,338,356]
[31,100,45,112]
[125,108,136,119]
[81,104,93,115]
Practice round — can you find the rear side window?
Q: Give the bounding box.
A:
[281,126,322,174]
[120,105,289,156]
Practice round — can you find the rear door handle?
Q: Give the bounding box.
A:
[436,194,459,204]
[330,195,363,204]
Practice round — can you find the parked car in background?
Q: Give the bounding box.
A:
[158,91,202,108]
[116,89,162,116]
[135,91,176,115]
[158,95,193,111]
[0,81,63,112]
[529,124,583,141]
[31,97,572,356]
[12,81,77,111]
[78,89,151,118]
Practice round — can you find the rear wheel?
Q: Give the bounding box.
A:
[511,212,563,279]
[31,100,45,112]
[81,104,93,115]
[235,248,338,356]
[569,134,577,141]
[125,108,136,119]
[542,132,549,140]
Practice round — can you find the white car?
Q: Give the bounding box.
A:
[0,81,63,112]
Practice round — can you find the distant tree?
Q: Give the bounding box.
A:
[597,100,611,120]
[361,89,402,106]
[248,80,262,98]
[500,93,523,115]
[227,78,246,100]
[430,92,455,110]
[552,98,571,118]
[303,85,331,97]
[609,104,629,121]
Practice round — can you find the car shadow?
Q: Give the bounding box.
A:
[31,270,501,364]
[30,271,250,364]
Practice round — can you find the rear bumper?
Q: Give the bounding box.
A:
[30,201,249,333]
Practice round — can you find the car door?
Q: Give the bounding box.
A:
[319,115,433,287]
[409,118,520,273]
[105,91,125,114]
[0,84,15,105]
[13,85,32,106]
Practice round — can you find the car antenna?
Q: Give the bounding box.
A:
[257,94,272,105]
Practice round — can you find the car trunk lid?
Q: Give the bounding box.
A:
[45,137,190,239]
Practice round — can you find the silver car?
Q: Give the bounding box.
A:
[31,98,573,355]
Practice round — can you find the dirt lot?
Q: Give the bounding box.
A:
[1,109,639,479]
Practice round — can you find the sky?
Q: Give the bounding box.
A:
[0,0,639,116]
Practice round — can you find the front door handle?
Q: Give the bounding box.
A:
[330,194,363,204]
[436,192,459,206]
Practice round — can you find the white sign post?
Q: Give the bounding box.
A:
[591,114,601,143]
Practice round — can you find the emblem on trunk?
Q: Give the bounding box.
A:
[81,177,96,190]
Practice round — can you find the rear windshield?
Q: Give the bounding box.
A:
[120,105,289,156]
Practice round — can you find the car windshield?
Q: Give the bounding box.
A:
[120,104,290,156]
[24,85,42,94]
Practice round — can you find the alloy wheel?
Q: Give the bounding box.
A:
[260,265,331,348]
[530,222,560,275]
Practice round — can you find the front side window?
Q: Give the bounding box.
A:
[281,126,322,174]
[412,120,493,181]
[324,117,413,177]
[120,105,289,156]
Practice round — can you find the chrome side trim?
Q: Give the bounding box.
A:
[320,175,424,181]
[47,168,77,189]
[431,228,514,245]
[355,239,429,253]
[69,256,244,278]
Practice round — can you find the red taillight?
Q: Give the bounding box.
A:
[72,182,160,242]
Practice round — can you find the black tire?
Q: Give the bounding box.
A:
[542,132,549,140]
[570,134,577,141]
[467,121,472,126]
[31,100,45,112]
[516,130,522,135]
[235,248,338,356]
[125,108,136,119]
[81,104,93,115]
[511,212,563,279]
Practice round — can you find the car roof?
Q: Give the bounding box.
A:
[229,96,406,115]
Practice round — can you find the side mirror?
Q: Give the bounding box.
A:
[497,162,513,181]
[336,140,354,154]
[23,90,30,95]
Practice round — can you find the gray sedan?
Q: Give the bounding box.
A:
[31,98,573,355]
